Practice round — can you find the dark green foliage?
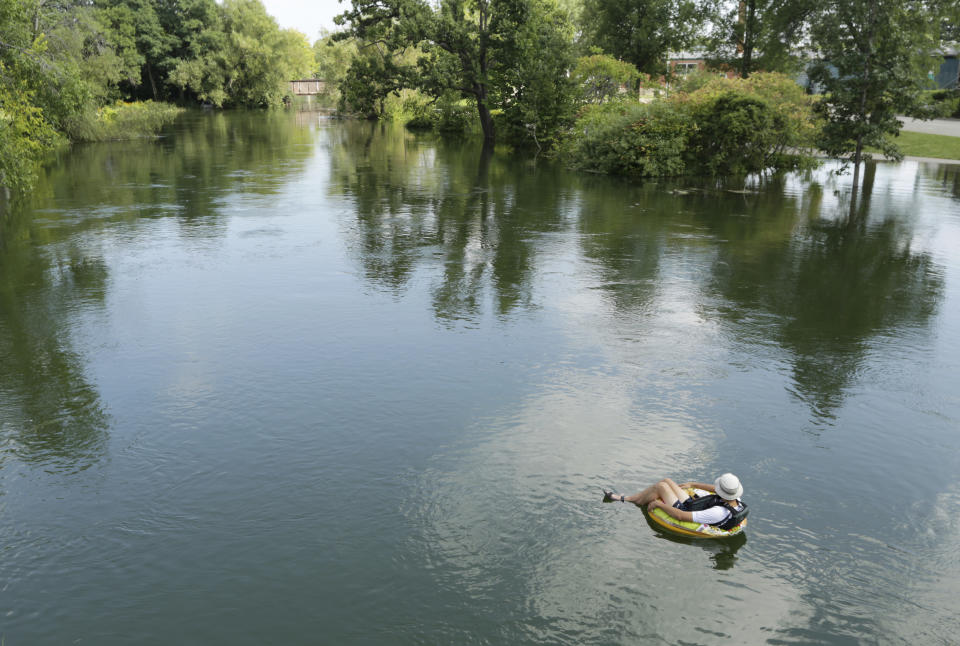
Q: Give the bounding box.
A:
[580,0,705,76]
[335,0,577,143]
[337,49,405,118]
[492,0,577,148]
[436,99,475,132]
[704,0,817,78]
[689,93,778,175]
[920,90,960,119]
[561,74,820,178]
[562,101,692,176]
[403,94,476,132]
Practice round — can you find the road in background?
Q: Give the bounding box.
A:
[899,116,960,137]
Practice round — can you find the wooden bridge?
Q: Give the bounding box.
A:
[289,79,329,95]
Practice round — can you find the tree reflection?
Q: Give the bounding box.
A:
[327,123,573,322]
[26,110,315,238]
[702,173,943,419]
[920,162,960,201]
[0,211,110,472]
[1,110,316,472]
[329,125,945,417]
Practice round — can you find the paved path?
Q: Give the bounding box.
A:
[899,116,960,137]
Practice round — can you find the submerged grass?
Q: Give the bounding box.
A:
[68,101,185,142]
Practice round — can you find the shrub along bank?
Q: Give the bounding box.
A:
[561,72,823,178]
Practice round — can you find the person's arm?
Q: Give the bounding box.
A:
[681,482,715,492]
[647,499,693,522]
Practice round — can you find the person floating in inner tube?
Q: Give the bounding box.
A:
[604,473,747,531]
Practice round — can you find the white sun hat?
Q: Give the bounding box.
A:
[715,473,743,500]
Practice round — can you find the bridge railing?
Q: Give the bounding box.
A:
[289,79,328,95]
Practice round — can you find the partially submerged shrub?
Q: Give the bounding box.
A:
[562,101,693,176]
[677,72,822,160]
[561,72,821,178]
[688,92,779,175]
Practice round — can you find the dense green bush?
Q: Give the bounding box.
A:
[688,92,779,175]
[402,92,477,133]
[919,90,960,119]
[561,72,821,178]
[435,96,476,133]
[561,100,693,176]
[400,91,437,129]
[677,72,822,160]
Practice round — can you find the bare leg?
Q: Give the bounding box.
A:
[623,478,689,507]
[661,478,688,503]
[623,483,659,506]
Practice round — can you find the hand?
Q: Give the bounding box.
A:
[647,500,660,512]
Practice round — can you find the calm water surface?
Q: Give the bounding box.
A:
[2,111,960,645]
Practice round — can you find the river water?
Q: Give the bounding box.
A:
[2,111,959,645]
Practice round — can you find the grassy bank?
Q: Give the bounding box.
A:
[893,131,960,160]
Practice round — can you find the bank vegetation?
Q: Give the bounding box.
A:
[3,0,958,197]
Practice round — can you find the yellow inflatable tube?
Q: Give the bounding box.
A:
[647,488,747,539]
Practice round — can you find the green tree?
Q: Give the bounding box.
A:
[580,0,705,76]
[572,52,642,103]
[335,0,577,142]
[170,0,313,107]
[314,29,358,83]
[94,0,176,99]
[337,46,408,118]
[0,0,64,192]
[491,0,577,148]
[705,0,818,78]
[808,0,936,188]
[0,77,58,193]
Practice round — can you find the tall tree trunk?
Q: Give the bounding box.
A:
[474,77,495,141]
[739,0,756,78]
[741,43,753,79]
[852,133,863,190]
[475,4,494,143]
[476,96,495,142]
[852,2,879,188]
[737,1,746,53]
[146,63,159,100]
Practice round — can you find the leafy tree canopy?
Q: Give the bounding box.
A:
[580,0,707,76]
[334,0,577,143]
[808,0,936,184]
[704,0,818,78]
[572,52,643,103]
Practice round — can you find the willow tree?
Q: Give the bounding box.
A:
[808,0,935,188]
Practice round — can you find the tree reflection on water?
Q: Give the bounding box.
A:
[0,210,110,473]
[329,125,945,420]
[0,110,316,472]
